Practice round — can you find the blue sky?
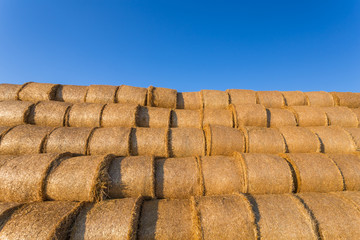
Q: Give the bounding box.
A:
[0,1,359,92]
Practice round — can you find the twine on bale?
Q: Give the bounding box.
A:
[169,128,205,157]
[101,103,138,128]
[18,82,59,102]
[55,85,88,103]
[147,86,177,108]
[226,89,257,105]
[0,100,34,126]
[176,91,202,109]
[200,90,229,109]
[85,84,118,103]
[136,106,171,128]
[116,85,147,106]
[305,91,335,107]
[256,91,285,108]
[67,103,105,127]
[282,91,308,106]
[28,101,72,127]
[170,109,202,128]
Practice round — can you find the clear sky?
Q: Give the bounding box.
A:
[0,1,359,92]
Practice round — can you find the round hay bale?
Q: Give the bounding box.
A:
[267,108,297,127]
[257,91,285,108]
[0,84,22,101]
[238,153,294,194]
[244,126,286,153]
[18,82,59,101]
[284,153,344,192]
[70,198,142,240]
[156,157,202,199]
[335,191,360,209]
[85,84,118,103]
[0,155,17,168]
[0,202,23,227]
[282,91,308,106]
[147,86,177,108]
[116,85,147,106]
[278,126,321,153]
[130,127,169,157]
[344,127,360,150]
[67,103,105,127]
[28,101,72,127]
[45,155,113,201]
[200,89,229,109]
[0,201,82,240]
[202,108,234,127]
[55,84,88,103]
[88,127,131,156]
[176,91,202,109]
[331,92,360,108]
[101,103,138,127]
[204,125,245,156]
[226,89,257,105]
[136,106,171,128]
[305,91,335,107]
[232,104,267,127]
[170,109,202,128]
[288,106,328,127]
[0,126,12,139]
[351,108,360,127]
[0,125,53,155]
[45,127,94,155]
[108,156,154,198]
[0,100,34,126]
[169,128,205,157]
[323,106,358,127]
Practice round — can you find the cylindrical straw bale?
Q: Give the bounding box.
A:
[169,128,205,157]
[0,153,70,202]
[289,106,328,127]
[0,201,82,240]
[0,155,17,168]
[67,103,104,127]
[0,125,53,155]
[335,191,360,209]
[201,156,244,195]
[0,126,11,139]
[227,89,257,105]
[201,89,229,109]
[156,157,201,199]
[204,125,245,155]
[55,84,88,103]
[136,106,171,128]
[351,108,360,127]
[323,106,358,127]
[0,100,33,126]
[239,153,294,194]
[176,91,202,109]
[257,90,285,108]
[138,199,197,240]
[331,92,360,108]
[305,91,335,107]
[0,202,23,226]
[46,155,113,201]
[130,127,169,157]
[284,153,344,192]
[244,127,286,153]
[282,91,308,106]
[116,85,147,106]
[232,104,267,127]
[88,127,131,156]
[202,108,233,127]
[147,86,177,108]
[170,109,202,128]
[85,84,118,103]
[18,82,59,101]
[278,126,321,153]
[108,156,154,198]
[28,101,72,127]
[0,84,22,101]
[71,198,142,240]
[344,128,360,150]
[267,108,297,127]
[45,127,93,155]
[101,103,137,127]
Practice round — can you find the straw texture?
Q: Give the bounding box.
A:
[0,100,33,126]
[176,91,202,109]
[169,128,205,157]
[331,92,360,108]
[344,127,360,150]
[289,106,328,127]
[29,101,72,127]
[278,126,321,153]
[244,127,286,153]
[305,91,335,107]
[170,109,202,128]
[55,85,88,103]
[68,103,104,127]
[0,202,23,226]
[136,106,171,128]
[227,89,257,105]
[85,84,118,103]
[323,106,358,127]
[336,191,360,209]
[147,86,177,108]
[232,104,267,127]
[101,103,137,127]
[257,91,285,108]
[116,85,147,106]
[201,90,229,109]
[0,83,22,101]
[130,127,169,157]
[282,91,307,106]
[351,108,360,127]
[202,108,233,127]
[267,108,297,127]
[18,82,59,101]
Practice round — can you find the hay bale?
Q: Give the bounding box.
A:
[45,127,94,155]
[18,82,59,101]
[55,84,88,103]
[0,83,22,101]
[0,126,11,139]
[244,127,286,153]
[0,100,34,126]
[0,202,23,227]
[344,127,360,150]
[0,155,17,168]
[156,157,202,199]
[169,128,205,157]
[227,89,257,105]
[101,103,138,127]
[108,156,154,198]
[201,156,244,195]
[278,126,321,153]
[130,127,169,157]
[70,198,142,240]
[88,127,131,156]
[351,108,360,127]
[116,85,147,106]
[0,125,53,155]
[136,106,171,128]
[67,103,104,127]
[284,153,344,192]
[232,104,267,127]
[46,155,113,201]
[282,91,308,106]
[305,91,335,107]
[85,84,118,103]
[170,109,202,128]
[204,125,245,156]
[267,108,297,127]
[201,90,229,109]
[0,201,82,240]
[28,101,72,127]
[0,153,70,202]
[147,86,177,108]
[257,91,285,108]
[323,106,358,127]
[331,92,360,108]
[202,108,234,127]
[288,106,328,127]
[238,153,294,194]
[335,191,360,209]
[176,91,202,109]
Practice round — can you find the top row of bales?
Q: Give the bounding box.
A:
[1,82,360,109]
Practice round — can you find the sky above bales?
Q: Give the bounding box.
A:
[0,0,359,92]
